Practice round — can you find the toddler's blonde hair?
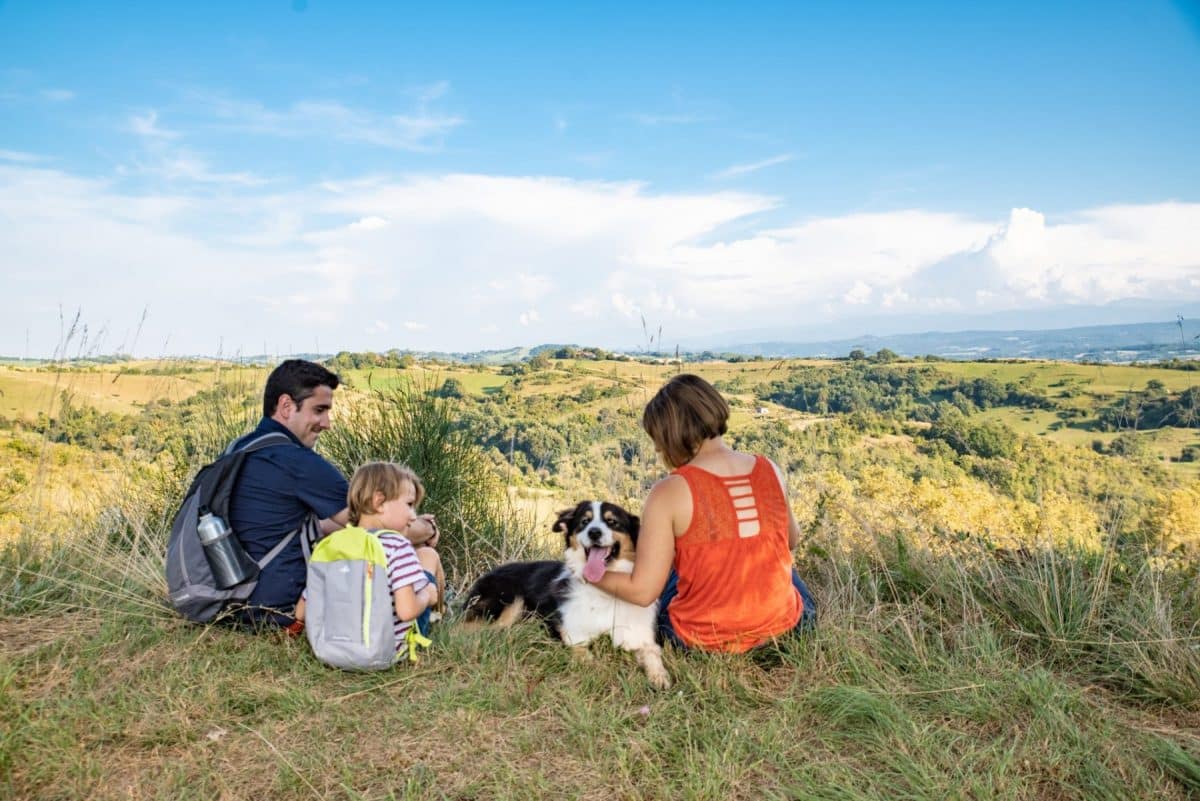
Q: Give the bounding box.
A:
[347,461,425,525]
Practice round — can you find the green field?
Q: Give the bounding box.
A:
[0,363,267,421]
[927,360,1199,399]
[4,357,1195,473]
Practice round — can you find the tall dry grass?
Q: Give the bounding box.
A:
[318,375,543,585]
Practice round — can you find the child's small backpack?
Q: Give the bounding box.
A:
[165,431,308,623]
[305,526,398,671]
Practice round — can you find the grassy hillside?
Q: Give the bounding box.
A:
[0,362,266,421]
[1,355,1198,799]
[2,452,1198,800]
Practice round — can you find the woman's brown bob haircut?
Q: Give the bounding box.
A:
[347,462,425,526]
[642,374,729,469]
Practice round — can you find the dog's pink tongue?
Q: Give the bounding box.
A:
[583,548,609,582]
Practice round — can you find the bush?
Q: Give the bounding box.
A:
[436,377,465,399]
[1109,432,1153,461]
[318,378,539,583]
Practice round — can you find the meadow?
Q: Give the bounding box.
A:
[1,353,1198,799]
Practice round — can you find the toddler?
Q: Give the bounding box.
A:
[296,462,443,655]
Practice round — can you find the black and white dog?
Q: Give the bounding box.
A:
[462,500,669,688]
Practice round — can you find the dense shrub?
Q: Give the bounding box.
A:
[318,379,539,581]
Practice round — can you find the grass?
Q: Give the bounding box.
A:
[974,407,1200,476]
[925,361,1200,397]
[2,472,1199,800]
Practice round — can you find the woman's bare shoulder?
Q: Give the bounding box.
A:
[645,473,693,535]
[649,473,689,496]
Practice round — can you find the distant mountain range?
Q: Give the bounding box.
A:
[412,318,1200,363]
[698,320,1200,362]
[7,317,1200,366]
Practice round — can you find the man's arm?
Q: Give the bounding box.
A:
[319,507,349,536]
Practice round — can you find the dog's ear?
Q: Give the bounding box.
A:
[552,506,577,535]
[627,513,641,540]
[554,504,584,550]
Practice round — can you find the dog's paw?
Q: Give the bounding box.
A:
[645,665,671,690]
[635,646,671,689]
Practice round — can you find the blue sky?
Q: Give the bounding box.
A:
[2,1,1199,356]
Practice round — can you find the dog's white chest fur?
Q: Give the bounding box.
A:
[558,557,658,649]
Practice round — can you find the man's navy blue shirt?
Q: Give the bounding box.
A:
[228,417,348,620]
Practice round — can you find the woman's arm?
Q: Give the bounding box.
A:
[769,459,802,550]
[587,476,683,606]
[405,515,439,547]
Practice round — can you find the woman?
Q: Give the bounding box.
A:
[587,374,816,651]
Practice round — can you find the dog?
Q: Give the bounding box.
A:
[462,500,670,689]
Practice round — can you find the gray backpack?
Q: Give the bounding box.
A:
[165,432,318,623]
[304,525,398,670]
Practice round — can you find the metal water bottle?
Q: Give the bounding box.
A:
[197,507,259,589]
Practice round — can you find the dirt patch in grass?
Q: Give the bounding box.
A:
[0,614,91,658]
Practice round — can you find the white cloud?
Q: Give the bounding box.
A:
[711,153,795,180]
[129,110,180,139]
[1002,204,1197,305]
[515,273,553,303]
[349,215,389,231]
[3,158,1198,356]
[653,210,996,317]
[147,152,265,186]
[911,204,1200,309]
[0,149,46,164]
[610,293,638,318]
[843,280,873,305]
[122,110,270,187]
[414,80,450,103]
[196,91,463,151]
[41,89,75,102]
[569,296,602,318]
[0,164,311,354]
[882,288,910,308]
[630,112,712,126]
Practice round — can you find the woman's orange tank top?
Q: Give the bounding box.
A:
[668,455,802,652]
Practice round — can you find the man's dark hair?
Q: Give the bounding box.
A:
[263,359,341,417]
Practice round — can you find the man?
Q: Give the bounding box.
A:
[228,359,349,630]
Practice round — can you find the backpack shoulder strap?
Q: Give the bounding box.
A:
[203,431,296,521]
[257,526,300,568]
[224,430,293,457]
